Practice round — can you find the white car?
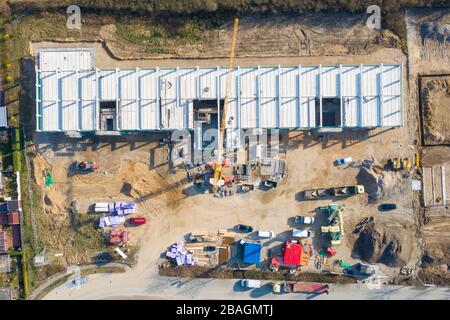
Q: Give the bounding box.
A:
[292,228,313,238]
[241,279,262,288]
[295,216,314,225]
[335,157,353,166]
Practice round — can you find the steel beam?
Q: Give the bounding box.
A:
[237,66,241,130]
[56,69,62,131]
[257,66,261,128]
[35,65,41,131]
[359,64,364,127]
[276,65,281,128]
[156,68,161,129]
[379,64,384,127]
[95,68,100,131]
[76,70,81,131]
[136,67,141,130]
[115,68,120,131]
[297,65,301,128]
[319,64,322,127]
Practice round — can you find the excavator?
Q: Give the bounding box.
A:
[211,17,239,193]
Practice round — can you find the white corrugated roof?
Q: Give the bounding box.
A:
[36,50,403,132]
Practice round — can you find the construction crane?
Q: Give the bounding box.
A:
[212,17,239,192]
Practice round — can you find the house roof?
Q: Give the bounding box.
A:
[7,212,19,225]
[243,242,262,265]
[0,231,7,254]
[0,255,11,274]
[6,200,21,212]
[283,241,302,266]
[0,213,7,225]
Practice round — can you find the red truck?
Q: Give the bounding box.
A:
[272,281,329,295]
[128,217,146,225]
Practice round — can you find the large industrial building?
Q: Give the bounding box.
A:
[35,49,403,137]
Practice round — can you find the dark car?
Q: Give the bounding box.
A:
[235,224,253,233]
[378,203,397,211]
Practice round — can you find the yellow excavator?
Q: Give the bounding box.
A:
[212,17,239,192]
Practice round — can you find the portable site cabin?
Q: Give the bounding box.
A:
[243,242,262,265]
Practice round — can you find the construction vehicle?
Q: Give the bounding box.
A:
[212,17,239,193]
[272,281,329,294]
[320,204,344,246]
[391,157,410,171]
[77,161,99,171]
[303,185,364,199]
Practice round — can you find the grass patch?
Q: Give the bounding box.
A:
[115,17,203,51]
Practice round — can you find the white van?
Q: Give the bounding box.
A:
[241,279,262,288]
[258,230,275,238]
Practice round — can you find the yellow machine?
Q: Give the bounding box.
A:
[213,17,239,192]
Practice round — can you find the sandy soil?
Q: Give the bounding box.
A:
[420,77,450,145]
[32,127,419,278]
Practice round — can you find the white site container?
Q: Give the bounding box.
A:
[94,202,109,213]
[258,230,275,238]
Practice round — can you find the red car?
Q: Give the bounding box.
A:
[128,217,146,225]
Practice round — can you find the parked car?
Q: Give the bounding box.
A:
[378,203,397,211]
[292,228,313,238]
[203,246,216,252]
[240,279,261,288]
[295,216,315,225]
[258,230,275,238]
[263,180,278,189]
[335,157,353,166]
[235,224,253,233]
[128,217,147,225]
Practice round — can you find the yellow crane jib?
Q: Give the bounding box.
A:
[213,17,239,192]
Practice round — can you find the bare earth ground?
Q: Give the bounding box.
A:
[406,8,450,283]
[28,12,400,60]
[420,77,450,145]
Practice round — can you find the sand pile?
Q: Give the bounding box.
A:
[43,189,66,214]
[352,223,413,267]
[356,161,401,203]
[420,22,450,44]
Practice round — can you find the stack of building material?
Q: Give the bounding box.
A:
[165,242,197,266]
[99,215,125,228]
[108,202,136,215]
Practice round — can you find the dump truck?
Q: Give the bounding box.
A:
[272,281,329,294]
[303,185,364,199]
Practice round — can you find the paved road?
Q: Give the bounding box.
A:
[43,266,450,300]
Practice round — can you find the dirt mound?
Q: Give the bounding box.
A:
[356,162,401,203]
[421,22,450,44]
[421,78,450,145]
[352,224,413,267]
[43,189,66,214]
